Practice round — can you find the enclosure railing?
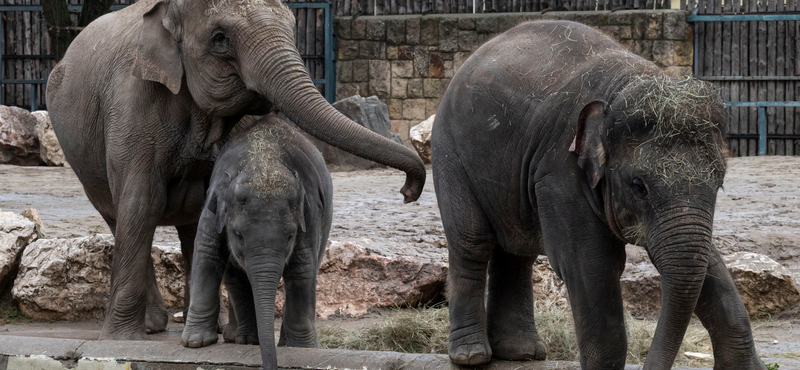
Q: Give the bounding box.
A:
[334,0,671,15]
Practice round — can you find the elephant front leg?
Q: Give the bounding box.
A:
[100,176,166,341]
[223,260,259,345]
[145,258,168,334]
[536,180,628,369]
[694,246,767,370]
[279,247,319,348]
[487,249,546,361]
[182,210,227,348]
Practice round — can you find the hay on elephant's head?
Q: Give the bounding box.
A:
[205,0,292,20]
[243,124,296,197]
[616,74,727,188]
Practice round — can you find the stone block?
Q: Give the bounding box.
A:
[352,17,367,40]
[444,61,454,78]
[458,17,476,30]
[420,17,439,46]
[408,78,424,98]
[599,26,619,40]
[406,18,421,45]
[353,60,370,82]
[392,60,414,78]
[391,78,408,99]
[476,16,498,34]
[388,99,403,120]
[336,83,360,101]
[425,98,441,117]
[439,18,459,52]
[458,30,480,52]
[497,14,523,33]
[366,19,386,41]
[398,45,414,60]
[390,120,411,141]
[454,51,471,73]
[338,61,354,83]
[631,13,646,39]
[645,12,662,40]
[359,40,385,59]
[386,19,406,45]
[664,66,692,77]
[439,52,454,60]
[423,78,450,98]
[369,60,391,99]
[608,11,633,25]
[619,25,632,40]
[403,99,427,120]
[663,11,689,40]
[387,46,399,60]
[335,17,352,39]
[413,46,430,77]
[429,53,445,78]
[632,40,653,61]
[337,39,359,60]
[652,40,674,67]
[673,40,693,66]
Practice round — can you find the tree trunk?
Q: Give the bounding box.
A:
[42,0,114,61]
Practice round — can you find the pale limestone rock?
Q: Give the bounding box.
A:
[0,209,38,293]
[410,114,434,163]
[32,111,67,167]
[0,105,42,166]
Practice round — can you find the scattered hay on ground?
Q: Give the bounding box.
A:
[318,303,714,366]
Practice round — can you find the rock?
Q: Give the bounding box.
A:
[620,253,800,318]
[0,105,43,166]
[532,256,569,308]
[723,252,800,317]
[12,235,187,320]
[410,115,434,163]
[276,241,447,318]
[304,95,404,171]
[13,234,114,320]
[0,209,38,294]
[32,111,67,167]
[20,208,45,239]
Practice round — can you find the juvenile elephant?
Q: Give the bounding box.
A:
[432,21,765,370]
[180,114,331,369]
[46,0,425,340]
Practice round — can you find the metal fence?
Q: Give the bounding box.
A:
[334,0,671,15]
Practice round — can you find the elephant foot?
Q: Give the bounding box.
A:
[182,321,220,348]
[448,333,492,366]
[222,320,238,343]
[145,307,169,334]
[235,334,259,345]
[489,332,547,361]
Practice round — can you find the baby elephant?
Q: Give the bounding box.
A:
[181,114,332,370]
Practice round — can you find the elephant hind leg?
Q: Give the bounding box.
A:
[487,249,547,361]
[145,257,169,334]
[176,223,198,317]
[435,158,495,366]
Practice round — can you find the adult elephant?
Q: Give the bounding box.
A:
[432,20,764,370]
[46,0,425,340]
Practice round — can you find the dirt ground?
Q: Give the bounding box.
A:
[1,156,799,367]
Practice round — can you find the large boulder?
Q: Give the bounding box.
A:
[0,105,43,166]
[12,235,186,320]
[620,253,800,318]
[276,241,448,318]
[305,95,404,171]
[410,115,434,164]
[32,111,67,167]
[0,209,38,294]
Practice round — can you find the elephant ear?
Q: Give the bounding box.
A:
[570,100,608,189]
[211,171,235,234]
[132,0,183,95]
[296,175,307,233]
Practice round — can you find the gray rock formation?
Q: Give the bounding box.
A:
[32,111,67,167]
[0,106,43,166]
[0,209,38,294]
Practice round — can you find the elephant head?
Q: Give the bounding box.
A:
[131,0,424,202]
[571,75,726,369]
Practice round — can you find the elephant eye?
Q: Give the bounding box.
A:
[209,30,233,55]
[234,230,245,244]
[632,178,648,199]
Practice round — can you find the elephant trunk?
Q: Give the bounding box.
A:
[643,207,712,370]
[245,254,284,370]
[243,27,425,203]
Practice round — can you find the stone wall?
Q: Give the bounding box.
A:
[334,10,693,144]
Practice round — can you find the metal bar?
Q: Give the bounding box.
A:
[311,79,326,84]
[30,87,36,112]
[698,75,800,80]
[324,2,335,103]
[688,14,800,21]
[286,2,331,8]
[693,21,698,76]
[729,134,800,139]
[0,55,57,60]
[0,5,128,11]
[1,17,3,106]
[1,79,47,84]
[758,106,767,156]
[725,101,800,107]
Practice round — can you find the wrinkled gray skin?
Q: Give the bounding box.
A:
[432,21,765,370]
[46,0,424,340]
[181,114,331,370]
